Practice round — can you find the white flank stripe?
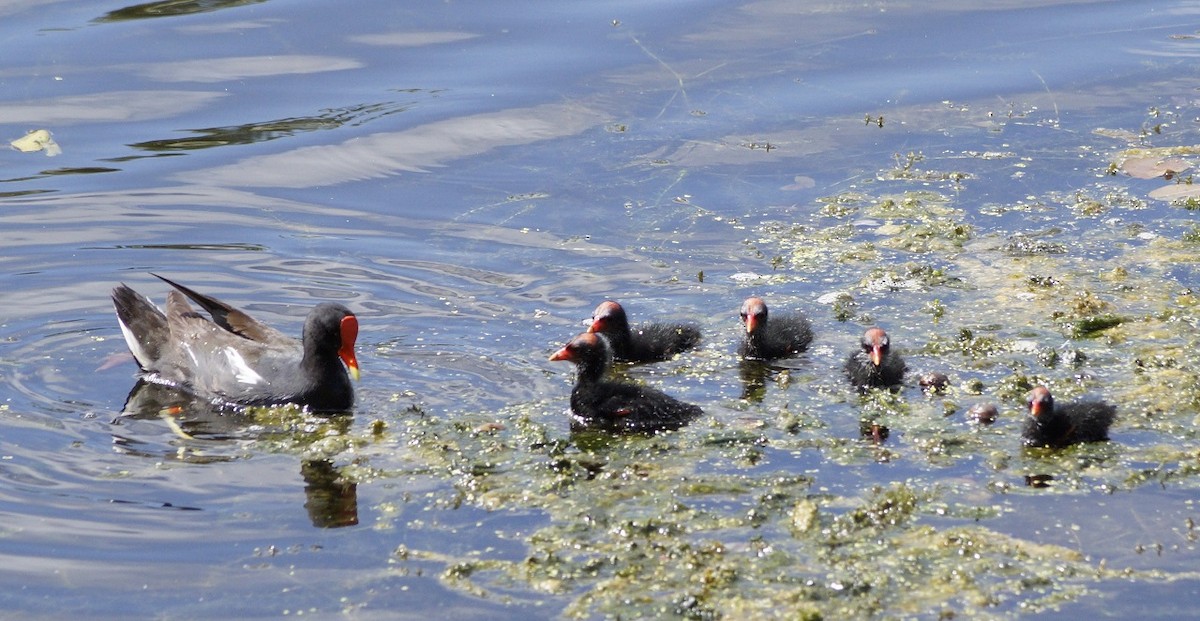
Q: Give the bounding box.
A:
[181,343,199,367]
[223,347,264,385]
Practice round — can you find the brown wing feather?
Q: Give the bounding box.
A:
[153,273,292,345]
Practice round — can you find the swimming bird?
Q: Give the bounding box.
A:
[549,332,702,432]
[112,274,359,411]
[845,327,906,389]
[587,300,701,363]
[1021,385,1115,448]
[738,296,813,360]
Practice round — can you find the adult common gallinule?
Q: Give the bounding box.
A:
[587,300,701,363]
[738,296,813,360]
[549,332,702,432]
[112,274,360,411]
[1021,385,1115,448]
[845,327,906,389]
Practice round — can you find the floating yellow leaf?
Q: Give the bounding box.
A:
[1148,182,1200,202]
[1121,155,1190,179]
[10,129,62,156]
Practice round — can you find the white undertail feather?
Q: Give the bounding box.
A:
[116,314,152,369]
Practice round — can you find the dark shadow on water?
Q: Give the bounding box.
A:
[124,101,412,154]
[93,0,267,23]
[42,167,122,176]
[1025,473,1055,488]
[83,242,268,252]
[1021,445,1119,490]
[568,425,693,453]
[114,379,360,528]
[859,420,890,444]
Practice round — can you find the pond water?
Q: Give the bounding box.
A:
[2,0,1200,618]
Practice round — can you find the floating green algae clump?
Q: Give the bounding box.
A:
[360,182,1200,618]
[867,191,974,253]
[240,126,1200,620]
[1068,314,1124,338]
[377,427,1114,619]
[757,190,973,294]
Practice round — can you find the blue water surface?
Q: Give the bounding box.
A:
[1,0,1199,618]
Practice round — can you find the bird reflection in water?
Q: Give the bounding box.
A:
[301,459,358,528]
[737,359,773,402]
[115,380,359,528]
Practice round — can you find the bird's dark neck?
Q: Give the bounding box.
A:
[302,349,339,371]
[298,353,353,411]
[301,345,351,392]
[1030,406,1068,435]
[605,327,632,353]
[574,352,610,384]
[746,329,769,351]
